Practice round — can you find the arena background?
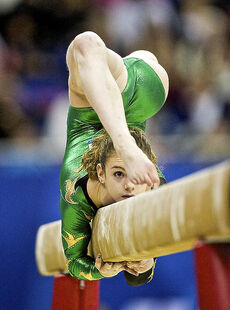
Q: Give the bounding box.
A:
[0,0,229,309]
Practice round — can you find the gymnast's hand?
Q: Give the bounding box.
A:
[114,138,160,187]
[95,254,139,277]
[125,259,154,274]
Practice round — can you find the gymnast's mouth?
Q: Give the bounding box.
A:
[122,195,134,199]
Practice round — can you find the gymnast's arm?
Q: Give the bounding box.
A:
[61,194,130,280]
[60,197,104,280]
[66,31,159,187]
[61,199,136,280]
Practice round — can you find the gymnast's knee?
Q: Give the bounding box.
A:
[73,31,105,55]
[126,50,159,64]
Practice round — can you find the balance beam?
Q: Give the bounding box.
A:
[92,160,230,262]
[35,161,230,275]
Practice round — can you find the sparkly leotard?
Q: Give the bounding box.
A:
[60,57,166,281]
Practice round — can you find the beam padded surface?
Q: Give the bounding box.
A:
[92,161,230,261]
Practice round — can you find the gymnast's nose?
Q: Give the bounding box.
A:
[124,180,135,192]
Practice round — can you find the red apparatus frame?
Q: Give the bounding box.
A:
[195,242,230,310]
[52,274,100,310]
[51,242,230,310]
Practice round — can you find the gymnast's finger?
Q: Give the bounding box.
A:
[124,265,139,276]
[127,261,140,268]
[105,262,113,268]
[113,262,125,270]
[95,254,103,270]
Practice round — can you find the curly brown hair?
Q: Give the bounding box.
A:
[77,127,158,180]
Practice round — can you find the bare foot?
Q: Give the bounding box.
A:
[114,139,160,186]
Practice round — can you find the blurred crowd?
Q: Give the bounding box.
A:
[0,0,229,157]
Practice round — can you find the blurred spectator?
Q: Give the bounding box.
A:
[0,0,22,14]
[104,0,179,55]
[43,91,69,158]
[176,0,229,134]
[0,34,37,142]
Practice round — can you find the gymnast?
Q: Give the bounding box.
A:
[60,31,169,286]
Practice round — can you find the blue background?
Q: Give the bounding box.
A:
[0,161,218,310]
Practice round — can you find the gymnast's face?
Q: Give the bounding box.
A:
[97,152,149,204]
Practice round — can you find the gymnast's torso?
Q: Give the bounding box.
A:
[60,57,166,280]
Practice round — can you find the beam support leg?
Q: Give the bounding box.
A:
[51,274,100,310]
[195,242,230,310]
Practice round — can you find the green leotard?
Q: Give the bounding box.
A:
[60,57,166,282]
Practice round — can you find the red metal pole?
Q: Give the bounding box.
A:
[194,242,230,310]
[79,279,100,310]
[51,274,100,310]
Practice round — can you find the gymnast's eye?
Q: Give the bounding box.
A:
[113,171,124,178]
